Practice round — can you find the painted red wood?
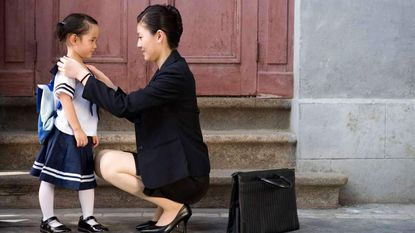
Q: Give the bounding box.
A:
[257,0,294,97]
[178,0,257,95]
[1,0,294,97]
[34,0,147,93]
[0,0,35,96]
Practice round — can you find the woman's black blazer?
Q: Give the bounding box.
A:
[82,50,210,189]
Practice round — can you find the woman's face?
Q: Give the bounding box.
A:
[136,23,160,62]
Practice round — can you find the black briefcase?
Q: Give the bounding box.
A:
[227,169,300,233]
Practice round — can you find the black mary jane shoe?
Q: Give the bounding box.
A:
[138,205,192,233]
[136,220,157,231]
[40,216,71,233]
[78,216,109,232]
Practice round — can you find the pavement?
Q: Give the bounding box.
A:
[0,204,414,233]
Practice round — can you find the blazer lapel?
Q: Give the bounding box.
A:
[149,50,182,84]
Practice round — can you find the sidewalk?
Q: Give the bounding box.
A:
[0,204,414,233]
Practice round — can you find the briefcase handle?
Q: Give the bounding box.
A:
[258,175,292,189]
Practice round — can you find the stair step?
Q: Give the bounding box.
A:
[0,170,347,209]
[0,97,291,131]
[198,97,291,130]
[0,130,296,170]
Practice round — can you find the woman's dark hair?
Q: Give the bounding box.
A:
[57,13,98,41]
[137,5,183,49]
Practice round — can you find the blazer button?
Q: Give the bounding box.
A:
[138,145,143,150]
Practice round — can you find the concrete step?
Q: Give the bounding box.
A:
[0,97,291,131]
[0,170,347,209]
[0,130,296,170]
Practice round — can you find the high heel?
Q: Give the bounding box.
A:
[138,204,191,233]
[136,220,157,231]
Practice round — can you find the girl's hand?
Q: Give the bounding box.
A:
[74,128,88,147]
[57,56,90,81]
[92,135,100,148]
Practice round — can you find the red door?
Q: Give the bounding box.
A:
[34,0,147,93]
[145,0,258,95]
[257,0,294,97]
[169,0,258,95]
[0,0,36,96]
[1,0,293,97]
[34,0,258,96]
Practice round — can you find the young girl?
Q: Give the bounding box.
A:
[30,13,108,233]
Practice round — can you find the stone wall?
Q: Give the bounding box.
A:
[293,0,415,203]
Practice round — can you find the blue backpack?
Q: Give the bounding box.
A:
[36,65,61,144]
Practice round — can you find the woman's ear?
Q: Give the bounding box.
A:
[156,30,164,42]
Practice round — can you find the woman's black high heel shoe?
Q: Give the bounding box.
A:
[136,220,157,231]
[138,204,191,233]
[40,216,71,233]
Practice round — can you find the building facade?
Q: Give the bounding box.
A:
[293,0,415,203]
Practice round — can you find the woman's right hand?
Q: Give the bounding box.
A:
[86,64,117,90]
[74,128,88,147]
[86,64,105,80]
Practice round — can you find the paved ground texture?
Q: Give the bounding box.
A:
[0,204,414,233]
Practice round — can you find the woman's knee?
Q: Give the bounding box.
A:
[94,149,117,178]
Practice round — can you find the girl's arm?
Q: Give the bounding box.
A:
[59,93,88,147]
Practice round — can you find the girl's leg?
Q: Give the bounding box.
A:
[39,181,62,227]
[78,188,98,225]
[94,150,184,225]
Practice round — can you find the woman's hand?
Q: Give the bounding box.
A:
[92,135,100,148]
[57,56,90,82]
[86,65,104,80]
[74,128,88,147]
[86,64,117,90]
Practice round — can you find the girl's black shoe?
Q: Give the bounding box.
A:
[136,220,157,231]
[78,216,109,232]
[138,205,191,233]
[40,216,71,233]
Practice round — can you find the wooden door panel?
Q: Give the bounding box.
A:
[58,0,127,62]
[6,0,294,97]
[0,0,35,96]
[149,0,257,96]
[257,0,294,97]
[181,0,257,95]
[178,0,240,63]
[35,0,147,93]
[58,0,130,92]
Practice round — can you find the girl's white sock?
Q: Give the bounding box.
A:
[39,181,62,227]
[79,189,98,225]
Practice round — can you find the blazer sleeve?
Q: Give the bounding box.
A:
[82,68,185,119]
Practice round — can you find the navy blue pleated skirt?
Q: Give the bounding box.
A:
[30,128,97,190]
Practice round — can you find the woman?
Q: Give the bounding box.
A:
[58,4,210,233]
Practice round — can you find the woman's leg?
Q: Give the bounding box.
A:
[94,149,147,198]
[94,150,185,225]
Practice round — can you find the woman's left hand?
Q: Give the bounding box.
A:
[57,56,90,81]
[92,135,100,148]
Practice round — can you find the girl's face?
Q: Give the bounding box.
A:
[136,22,160,62]
[72,23,99,59]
